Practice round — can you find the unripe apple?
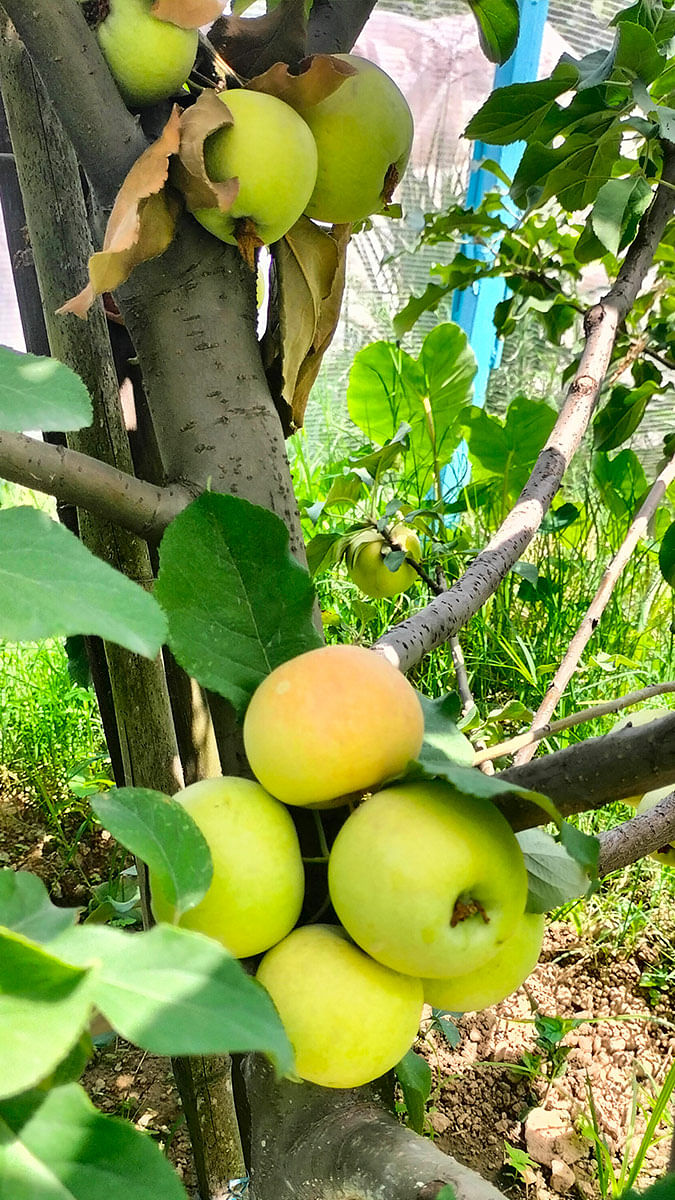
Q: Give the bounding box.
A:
[608,708,670,807]
[149,776,304,957]
[328,780,528,978]
[292,54,413,224]
[193,90,318,250]
[635,784,675,866]
[243,644,424,808]
[90,0,198,107]
[424,912,545,1013]
[346,524,421,600]
[256,925,423,1087]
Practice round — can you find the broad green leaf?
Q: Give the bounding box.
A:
[540,503,580,533]
[393,283,451,339]
[591,176,653,257]
[593,449,647,517]
[0,1083,188,1200]
[395,1048,431,1134]
[0,929,94,1100]
[467,0,519,64]
[0,346,92,433]
[417,693,474,770]
[593,382,656,452]
[612,1,675,46]
[0,871,79,943]
[462,396,557,499]
[404,757,557,817]
[559,822,599,876]
[465,63,579,145]
[659,520,675,586]
[51,923,294,1072]
[0,508,166,657]
[306,530,347,575]
[90,789,212,919]
[511,123,622,212]
[347,325,475,495]
[613,20,665,84]
[517,828,591,912]
[156,493,321,717]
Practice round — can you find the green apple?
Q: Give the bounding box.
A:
[608,708,671,807]
[293,54,413,224]
[346,524,421,600]
[635,784,675,866]
[149,776,304,958]
[328,780,528,978]
[243,644,425,809]
[256,925,423,1087]
[90,0,198,107]
[424,912,545,1013]
[193,90,318,250]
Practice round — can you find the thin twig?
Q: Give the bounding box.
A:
[473,681,675,766]
[511,451,675,766]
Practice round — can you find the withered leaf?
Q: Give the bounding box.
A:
[209,0,306,78]
[248,54,355,109]
[172,89,239,214]
[59,108,182,319]
[270,216,350,432]
[151,0,224,29]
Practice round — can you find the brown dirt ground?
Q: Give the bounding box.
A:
[2,769,674,1198]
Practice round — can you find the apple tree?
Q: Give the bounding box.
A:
[1,1,675,1198]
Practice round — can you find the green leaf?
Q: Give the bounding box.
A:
[467,0,519,64]
[156,493,321,717]
[347,325,475,495]
[593,382,656,452]
[511,123,622,212]
[0,929,94,1100]
[51,923,294,1072]
[659,520,675,586]
[90,789,212,920]
[540,503,580,533]
[0,507,166,657]
[591,176,653,257]
[462,396,557,500]
[593,449,647,517]
[306,530,347,576]
[0,346,92,433]
[559,822,599,876]
[612,1,675,47]
[395,1048,431,1134]
[465,63,579,145]
[517,828,591,912]
[0,1083,189,1200]
[613,21,665,84]
[0,871,79,943]
[393,284,450,339]
[417,693,475,771]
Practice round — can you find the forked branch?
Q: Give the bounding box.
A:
[374,143,675,674]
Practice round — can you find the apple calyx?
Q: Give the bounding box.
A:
[82,0,110,29]
[235,217,264,270]
[382,163,400,206]
[450,897,490,928]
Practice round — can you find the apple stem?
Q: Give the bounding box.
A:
[450,897,490,927]
[312,810,331,859]
[80,0,110,29]
[235,217,263,271]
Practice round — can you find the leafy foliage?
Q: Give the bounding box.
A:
[0,347,92,432]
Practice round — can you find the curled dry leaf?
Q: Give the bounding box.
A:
[58,108,182,319]
[171,89,239,215]
[209,0,307,79]
[151,0,225,29]
[248,54,356,109]
[265,217,350,433]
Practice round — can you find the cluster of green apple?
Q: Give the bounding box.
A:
[150,644,544,1089]
[85,1,414,248]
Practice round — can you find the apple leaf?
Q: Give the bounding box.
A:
[517,828,592,912]
[152,0,223,28]
[560,821,599,876]
[90,789,213,919]
[395,1048,431,1135]
[0,347,91,433]
[209,0,307,78]
[464,62,580,144]
[0,1083,189,1200]
[156,492,321,716]
[173,90,238,217]
[467,0,519,64]
[417,693,474,769]
[0,929,95,1100]
[0,871,79,944]
[0,507,166,657]
[51,924,294,1073]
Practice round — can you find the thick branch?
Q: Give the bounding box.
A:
[496,713,675,830]
[374,144,675,674]
[0,0,147,208]
[0,431,191,538]
[512,451,675,765]
[597,790,675,875]
[306,0,378,53]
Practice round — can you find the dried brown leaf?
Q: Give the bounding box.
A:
[248,54,355,109]
[271,217,350,431]
[152,0,224,29]
[58,108,182,318]
[172,89,239,214]
[209,0,306,78]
